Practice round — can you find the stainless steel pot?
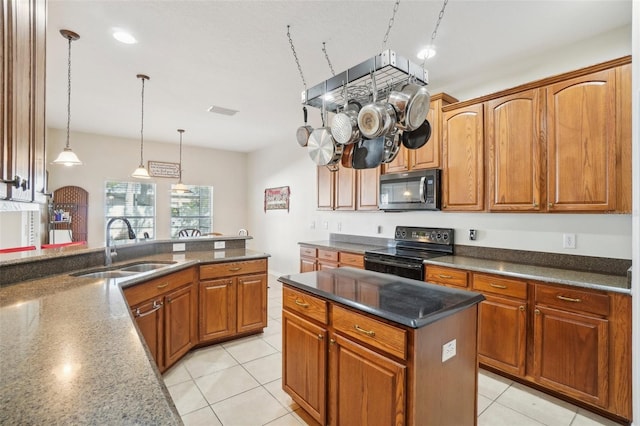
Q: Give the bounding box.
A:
[331,101,361,145]
[308,128,343,166]
[381,132,401,164]
[296,106,313,147]
[388,82,431,131]
[357,102,397,139]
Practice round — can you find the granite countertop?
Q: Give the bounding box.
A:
[279,267,484,328]
[0,249,269,425]
[426,256,631,294]
[299,240,387,254]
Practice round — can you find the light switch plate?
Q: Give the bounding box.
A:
[214,241,225,249]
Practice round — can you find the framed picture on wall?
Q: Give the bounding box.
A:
[264,186,290,212]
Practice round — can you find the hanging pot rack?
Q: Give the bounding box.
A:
[301,49,428,114]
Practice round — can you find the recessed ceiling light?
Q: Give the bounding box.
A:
[417,47,437,61]
[113,30,137,44]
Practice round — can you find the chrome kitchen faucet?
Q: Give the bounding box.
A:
[105,217,136,266]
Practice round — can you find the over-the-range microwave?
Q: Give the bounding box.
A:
[379,169,441,211]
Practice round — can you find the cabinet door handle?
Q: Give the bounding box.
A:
[354,324,375,337]
[330,338,336,345]
[438,274,453,279]
[134,302,163,318]
[556,295,581,303]
[533,202,538,207]
[548,202,554,208]
[318,334,324,340]
[228,267,242,272]
[294,299,309,308]
[157,282,169,289]
[535,309,540,315]
[519,305,525,311]
[489,283,508,289]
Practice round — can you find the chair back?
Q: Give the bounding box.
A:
[178,228,201,237]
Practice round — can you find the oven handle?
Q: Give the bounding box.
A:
[364,256,423,270]
[419,176,426,203]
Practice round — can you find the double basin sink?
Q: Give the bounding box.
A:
[71,261,177,279]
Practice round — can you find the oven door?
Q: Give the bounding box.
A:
[364,254,424,281]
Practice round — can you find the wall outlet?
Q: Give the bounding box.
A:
[469,229,477,240]
[323,221,329,230]
[442,339,457,362]
[172,243,185,252]
[309,221,315,230]
[562,233,576,249]
[337,222,342,231]
[214,241,225,249]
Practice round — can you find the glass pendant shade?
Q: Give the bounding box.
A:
[131,164,151,179]
[53,147,82,167]
[53,29,82,166]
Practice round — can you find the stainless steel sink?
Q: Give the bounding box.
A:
[72,261,177,279]
[119,262,175,273]
[75,270,139,279]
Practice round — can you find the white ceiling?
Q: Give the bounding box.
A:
[46,0,632,153]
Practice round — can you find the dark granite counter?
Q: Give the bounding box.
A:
[0,249,269,425]
[426,256,631,294]
[279,267,484,328]
[299,240,387,254]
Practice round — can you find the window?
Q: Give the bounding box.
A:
[170,185,213,237]
[105,181,155,240]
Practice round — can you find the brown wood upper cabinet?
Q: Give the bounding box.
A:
[1,0,47,202]
[486,89,544,211]
[317,165,380,211]
[383,93,457,174]
[442,103,485,211]
[546,69,616,212]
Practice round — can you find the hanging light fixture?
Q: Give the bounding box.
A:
[172,129,192,194]
[53,29,83,166]
[131,74,151,179]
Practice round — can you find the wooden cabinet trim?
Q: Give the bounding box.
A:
[199,259,267,280]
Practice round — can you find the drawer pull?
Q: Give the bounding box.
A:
[489,283,508,289]
[294,299,310,308]
[156,282,169,289]
[318,334,323,340]
[438,274,453,279]
[535,309,540,315]
[134,301,163,318]
[556,295,581,303]
[519,305,525,311]
[228,267,242,272]
[354,324,375,337]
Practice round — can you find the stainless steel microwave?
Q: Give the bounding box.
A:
[379,169,441,211]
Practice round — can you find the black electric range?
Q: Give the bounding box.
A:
[364,226,454,280]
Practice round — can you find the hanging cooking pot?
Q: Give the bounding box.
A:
[401,119,432,150]
[331,84,361,145]
[381,132,401,164]
[308,107,343,166]
[351,137,385,169]
[388,80,431,131]
[341,142,356,168]
[358,72,397,139]
[296,106,313,147]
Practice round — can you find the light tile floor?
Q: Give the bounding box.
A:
[163,276,621,426]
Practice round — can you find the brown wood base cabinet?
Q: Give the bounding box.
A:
[282,285,479,426]
[199,259,268,344]
[424,264,632,422]
[124,267,198,373]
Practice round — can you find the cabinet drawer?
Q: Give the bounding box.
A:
[535,284,609,317]
[124,267,195,306]
[473,273,527,299]
[317,249,339,262]
[200,259,267,280]
[426,265,468,288]
[332,305,407,360]
[283,286,328,324]
[339,252,364,268]
[300,246,317,258]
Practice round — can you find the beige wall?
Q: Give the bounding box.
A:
[46,128,248,246]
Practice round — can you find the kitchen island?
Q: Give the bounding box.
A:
[279,267,485,426]
[0,247,268,425]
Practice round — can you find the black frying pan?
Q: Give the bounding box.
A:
[401,120,432,150]
[351,137,385,169]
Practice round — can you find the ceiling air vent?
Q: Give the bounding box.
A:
[207,105,238,116]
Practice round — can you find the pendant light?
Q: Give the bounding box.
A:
[53,29,83,166]
[131,74,151,179]
[172,129,193,194]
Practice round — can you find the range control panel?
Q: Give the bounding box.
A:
[395,226,454,246]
